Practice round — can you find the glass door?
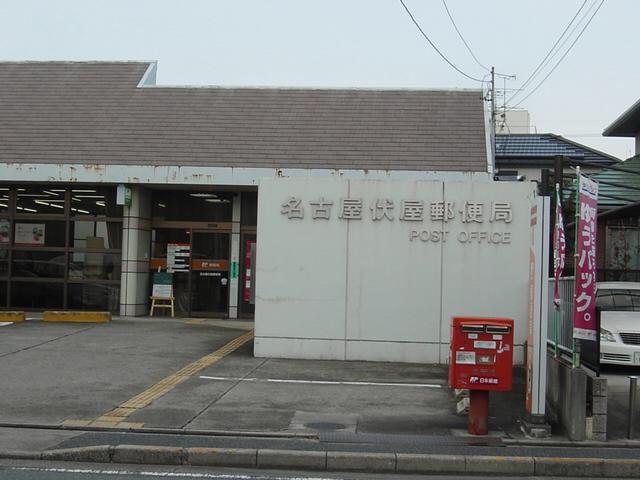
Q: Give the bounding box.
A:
[190,231,230,316]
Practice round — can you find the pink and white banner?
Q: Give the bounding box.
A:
[573,175,598,341]
[553,187,566,307]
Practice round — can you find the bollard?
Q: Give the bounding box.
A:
[628,376,638,440]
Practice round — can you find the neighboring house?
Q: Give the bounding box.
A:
[596,98,640,280]
[494,133,619,184]
[603,97,640,155]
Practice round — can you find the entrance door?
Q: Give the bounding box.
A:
[190,231,230,316]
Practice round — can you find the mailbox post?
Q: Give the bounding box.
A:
[448,317,514,435]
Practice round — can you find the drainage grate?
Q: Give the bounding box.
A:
[319,431,504,446]
[304,422,348,431]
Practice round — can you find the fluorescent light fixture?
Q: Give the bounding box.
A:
[75,195,104,199]
[16,207,37,212]
[43,190,60,196]
[71,207,92,214]
[71,189,96,193]
[189,193,217,198]
[35,200,63,209]
[96,201,105,206]
[157,203,166,208]
[0,203,7,207]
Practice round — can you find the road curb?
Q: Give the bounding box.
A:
[3,445,640,477]
[6,422,640,447]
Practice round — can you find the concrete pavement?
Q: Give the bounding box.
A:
[2,316,640,476]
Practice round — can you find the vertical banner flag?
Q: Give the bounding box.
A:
[553,185,566,307]
[573,175,598,341]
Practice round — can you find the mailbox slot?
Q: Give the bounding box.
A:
[461,325,485,333]
[485,325,510,334]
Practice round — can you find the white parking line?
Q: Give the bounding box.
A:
[199,375,443,388]
[10,466,338,479]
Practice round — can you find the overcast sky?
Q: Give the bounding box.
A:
[1,0,637,159]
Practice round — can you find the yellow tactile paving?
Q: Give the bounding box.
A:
[43,311,111,323]
[0,311,25,322]
[69,330,254,427]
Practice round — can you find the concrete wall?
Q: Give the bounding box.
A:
[546,356,587,440]
[255,178,537,364]
[546,355,608,441]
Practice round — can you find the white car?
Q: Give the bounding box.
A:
[597,282,640,366]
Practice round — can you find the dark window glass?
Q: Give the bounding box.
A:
[70,187,122,217]
[69,252,121,281]
[152,229,191,258]
[192,232,229,261]
[0,281,6,307]
[152,191,232,222]
[70,221,122,250]
[0,248,7,277]
[0,220,9,244]
[241,191,258,226]
[16,187,66,214]
[0,188,9,214]
[12,251,66,278]
[190,271,228,313]
[11,281,63,309]
[67,283,120,312]
[14,221,66,247]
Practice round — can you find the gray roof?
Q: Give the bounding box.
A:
[0,61,489,172]
[603,97,640,137]
[495,133,619,168]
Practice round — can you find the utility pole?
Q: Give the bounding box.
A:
[491,66,496,172]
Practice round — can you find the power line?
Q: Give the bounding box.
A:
[398,0,483,82]
[441,0,489,72]
[506,0,589,105]
[510,0,605,109]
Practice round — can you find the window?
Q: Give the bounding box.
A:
[152,191,232,222]
[0,185,122,312]
[16,187,66,215]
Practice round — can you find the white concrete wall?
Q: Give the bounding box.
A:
[255,178,537,364]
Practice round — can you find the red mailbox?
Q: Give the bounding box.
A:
[448,317,514,435]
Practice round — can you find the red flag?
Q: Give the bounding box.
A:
[553,186,566,307]
[573,175,598,340]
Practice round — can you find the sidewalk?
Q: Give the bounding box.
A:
[1,315,640,476]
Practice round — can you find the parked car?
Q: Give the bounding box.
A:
[597,282,640,365]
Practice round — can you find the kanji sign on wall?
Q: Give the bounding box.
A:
[573,175,598,341]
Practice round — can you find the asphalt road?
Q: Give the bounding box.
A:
[0,460,605,480]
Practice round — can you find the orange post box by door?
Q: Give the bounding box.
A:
[448,317,514,435]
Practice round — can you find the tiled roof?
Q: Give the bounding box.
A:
[495,134,619,167]
[0,61,489,172]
